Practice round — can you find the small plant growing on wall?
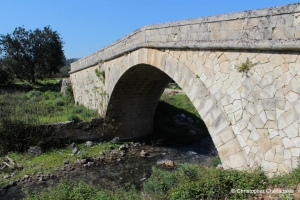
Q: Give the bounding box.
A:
[235,58,259,77]
[95,68,105,83]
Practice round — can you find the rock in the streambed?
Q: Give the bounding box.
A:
[119,144,129,151]
[80,159,87,164]
[110,137,120,144]
[140,150,149,157]
[72,146,79,154]
[63,160,69,165]
[156,159,175,168]
[60,78,71,96]
[3,174,10,179]
[85,141,94,147]
[66,143,76,149]
[28,146,43,155]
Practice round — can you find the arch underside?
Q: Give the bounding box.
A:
[107,64,171,139]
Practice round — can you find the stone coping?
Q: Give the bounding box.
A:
[70,3,300,73]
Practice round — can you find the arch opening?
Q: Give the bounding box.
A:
[106,63,212,149]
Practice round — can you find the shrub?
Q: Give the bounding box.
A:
[67,113,80,123]
[53,97,65,106]
[211,155,221,167]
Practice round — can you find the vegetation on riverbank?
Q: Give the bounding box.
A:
[0,142,120,189]
[0,79,100,155]
[23,163,300,200]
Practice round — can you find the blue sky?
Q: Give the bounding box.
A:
[0,0,299,59]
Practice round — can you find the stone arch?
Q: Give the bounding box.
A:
[105,48,249,170]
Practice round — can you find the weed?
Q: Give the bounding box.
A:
[235,58,259,77]
[95,68,105,83]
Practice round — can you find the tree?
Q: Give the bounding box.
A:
[0,26,66,83]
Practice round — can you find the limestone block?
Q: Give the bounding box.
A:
[250,115,265,129]
[264,120,277,130]
[289,63,300,76]
[247,90,259,103]
[289,78,300,94]
[284,53,299,63]
[255,53,269,64]
[273,66,283,79]
[268,129,279,138]
[286,91,299,103]
[245,102,256,115]
[257,137,271,154]
[212,135,224,148]
[249,128,261,141]
[219,126,235,143]
[266,111,276,121]
[236,118,247,132]
[236,135,247,147]
[282,137,295,148]
[258,77,271,89]
[260,85,276,99]
[275,145,284,155]
[218,138,242,158]
[291,157,299,169]
[269,54,285,67]
[208,114,229,135]
[261,160,278,173]
[259,111,268,124]
[275,99,286,110]
[241,129,251,142]
[220,61,231,74]
[291,148,300,157]
[284,149,292,160]
[283,123,298,138]
[198,96,215,117]
[229,152,249,169]
[292,137,300,147]
[273,154,283,164]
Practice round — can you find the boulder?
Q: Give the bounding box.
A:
[156,159,175,168]
[28,146,43,155]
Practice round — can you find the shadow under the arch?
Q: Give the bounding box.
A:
[137,93,217,156]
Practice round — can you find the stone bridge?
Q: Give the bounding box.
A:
[70,3,300,175]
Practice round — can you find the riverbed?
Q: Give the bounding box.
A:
[0,136,215,200]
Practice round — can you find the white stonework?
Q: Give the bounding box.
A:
[70,3,300,176]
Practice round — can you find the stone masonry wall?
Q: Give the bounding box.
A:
[70,47,300,176]
[70,3,300,175]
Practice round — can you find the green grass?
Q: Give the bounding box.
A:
[0,142,120,188]
[22,163,300,200]
[0,79,99,124]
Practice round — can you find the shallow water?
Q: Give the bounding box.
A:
[0,136,215,200]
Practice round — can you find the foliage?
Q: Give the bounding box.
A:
[24,180,141,200]
[143,164,268,200]
[0,79,101,155]
[0,142,121,188]
[0,26,66,83]
[269,166,300,187]
[95,68,105,83]
[211,155,221,167]
[235,57,259,77]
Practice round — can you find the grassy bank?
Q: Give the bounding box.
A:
[23,163,300,200]
[0,79,101,155]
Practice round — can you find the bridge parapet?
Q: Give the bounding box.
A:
[71,3,300,73]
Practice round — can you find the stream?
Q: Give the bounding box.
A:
[0,136,215,200]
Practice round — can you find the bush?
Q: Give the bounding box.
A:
[142,164,268,200]
[67,113,80,123]
[24,181,142,200]
[211,155,221,167]
[53,97,65,106]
